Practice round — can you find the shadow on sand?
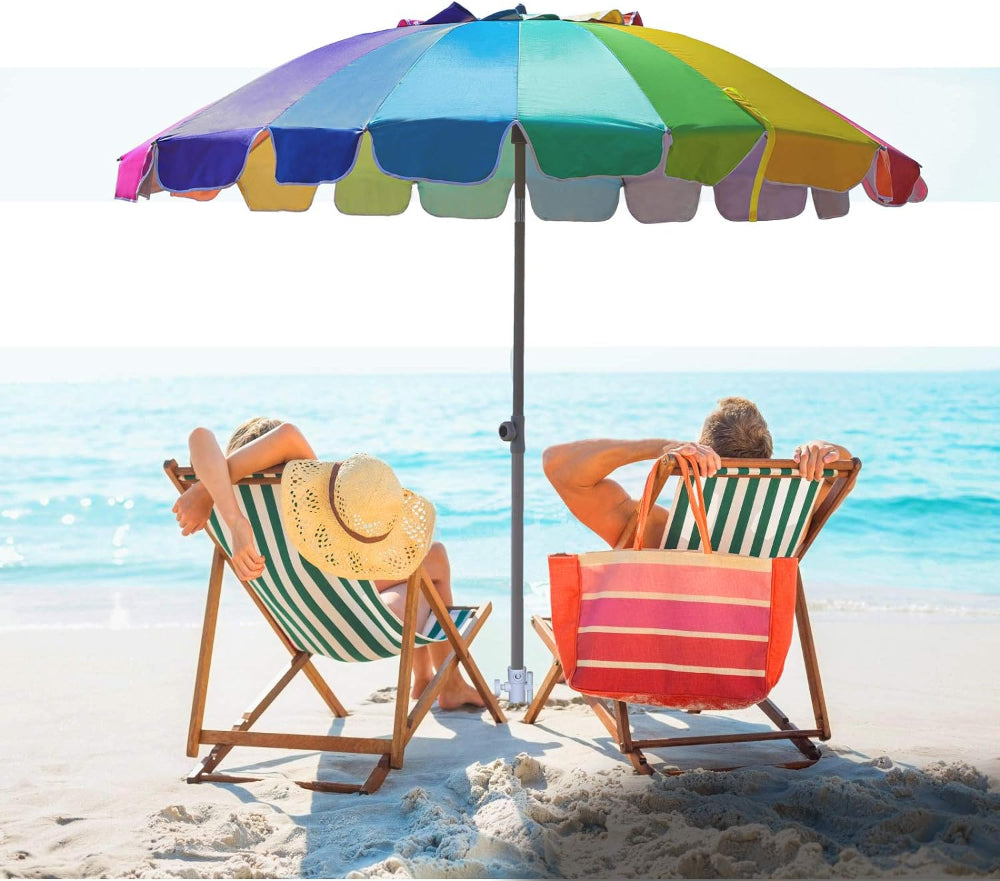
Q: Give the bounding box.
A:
[231,692,998,878]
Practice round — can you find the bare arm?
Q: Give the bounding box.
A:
[542,438,721,548]
[172,423,316,580]
[217,422,316,482]
[185,427,244,528]
[178,427,264,581]
[173,422,315,532]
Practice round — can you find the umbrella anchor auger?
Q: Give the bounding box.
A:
[495,125,534,707]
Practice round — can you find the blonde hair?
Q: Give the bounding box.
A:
[699,397,773,459]
[226,417,283,454]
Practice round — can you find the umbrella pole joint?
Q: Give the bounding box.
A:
[497,419,523,451]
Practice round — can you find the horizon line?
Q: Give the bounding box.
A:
[2,346,998,384]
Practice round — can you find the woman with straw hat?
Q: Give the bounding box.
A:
[172,417,486,710]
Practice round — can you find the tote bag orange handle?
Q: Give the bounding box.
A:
[633,453,713,554]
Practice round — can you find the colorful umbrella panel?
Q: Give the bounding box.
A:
[116,5,926,223]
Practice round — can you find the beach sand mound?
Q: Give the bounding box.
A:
[120,752,1000,879]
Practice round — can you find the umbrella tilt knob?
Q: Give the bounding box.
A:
[498,421,518,443]
[495,667,533,706]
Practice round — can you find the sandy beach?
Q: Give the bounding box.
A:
[2,600,997,879]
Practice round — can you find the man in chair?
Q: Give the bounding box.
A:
[542,396,852,550]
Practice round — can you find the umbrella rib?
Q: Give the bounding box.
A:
[570,24,673,168]
[363,24,467,154]
[262,24,464,186]
[514,18,521,132]
[722,88,775,222]
[583,25,768,186]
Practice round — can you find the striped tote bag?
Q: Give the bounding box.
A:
[549,455,798,710]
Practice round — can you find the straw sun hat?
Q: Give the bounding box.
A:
[281,454,435,580]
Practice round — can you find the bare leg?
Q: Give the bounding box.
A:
[374,579,434,697]
[376,543,484,709]
[420,543,485,709]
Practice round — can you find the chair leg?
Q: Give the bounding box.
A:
[188,547,226,757]
[405,600,506,740]
[614,701,654,776]
[523,658,562,724]
[757,698,822,762]
[523,616,561,724]
[453,621,506,723]
[583,695,619,740]
[451,605,506,724]
[391,569,422,770]
[300,660,349,719]
[190,650,313,780]
[417,571,506,724]
[794,571,832,740]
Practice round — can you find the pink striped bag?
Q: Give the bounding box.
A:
[549,455,798,710]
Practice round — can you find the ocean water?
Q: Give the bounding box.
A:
[1,370,998,634]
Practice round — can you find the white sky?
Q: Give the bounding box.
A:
[1,1,998,381]
[5,1,999,68]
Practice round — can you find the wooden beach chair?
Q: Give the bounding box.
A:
[164,460,506,794]
[524,456,861,774]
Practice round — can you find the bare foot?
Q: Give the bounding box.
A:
[411,677,432,701]
[436,679,486,710]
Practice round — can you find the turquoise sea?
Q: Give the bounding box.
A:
[1,370,998,635]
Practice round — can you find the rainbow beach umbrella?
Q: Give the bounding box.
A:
[117,3,926,701]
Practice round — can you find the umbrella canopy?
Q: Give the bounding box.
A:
[117,4,926,220]
[116,3,926,702]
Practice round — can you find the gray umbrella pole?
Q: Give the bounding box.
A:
[495,127,532,705]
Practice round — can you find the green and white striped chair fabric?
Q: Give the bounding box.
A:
[661,466,835,558]
[190,476,475,662]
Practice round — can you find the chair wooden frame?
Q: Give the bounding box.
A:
[165,460,506,794]
[524,456,862,775]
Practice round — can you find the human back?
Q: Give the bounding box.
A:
[542,397,850,550]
